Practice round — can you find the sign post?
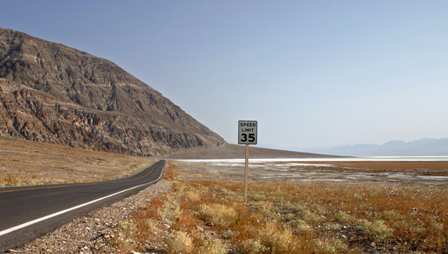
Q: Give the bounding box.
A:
[244,144,249,203]
[238,120,258,204]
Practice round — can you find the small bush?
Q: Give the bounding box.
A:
[241,239,268,254]
[259,222,296,253]
[197,239,227,254]
[251,192,267,201]
[382,210,403,221]
[359,219,393,241]
[166,231,193,254]
[303,209,325,224]
[184,190,201,202]
[314,238,348,254]
[293,219,312,232]
[335,211,355,224]
[161,198,182,222]
[198,203,238,226]
[143,218,159,232]
[116,220,137,251]
[0,174,18,186]
[118,220,136,237]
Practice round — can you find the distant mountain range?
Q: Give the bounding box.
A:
[315,138,448,156]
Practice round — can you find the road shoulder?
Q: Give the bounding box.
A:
[8,180,171,254]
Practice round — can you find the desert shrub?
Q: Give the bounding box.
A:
[143,218,159,232]
[164,163,177,180]
[116,220,137,251]
[166,231,193,254]
[303,209,325,224]
[0,174,18,186]
[216,186,238,198]
[382,210,404,221]
[359,219,393,241]
[240,239,268,254]
[197,239,227,254]
[430,221,444,233]
[314,238,348,254]
[251,192,267,201]
[198,203,238,226]
[292,219,312,232]
[222,229,234,239]
[161,197,182,222]
[118,220,136,238]
[335,211,355,224]
[277,202,324,225]
[283,212,296,221]
[184,190,201,202]
[253,201,276,220]
[134,217,161,243]
[259,222,297,253]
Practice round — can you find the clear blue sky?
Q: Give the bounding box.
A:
[2,1,448,150]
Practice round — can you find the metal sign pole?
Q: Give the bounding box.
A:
[244,144,249,204]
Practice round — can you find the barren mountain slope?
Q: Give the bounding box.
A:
[0,28,224,155]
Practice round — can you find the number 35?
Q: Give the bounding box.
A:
[241,133,256,142]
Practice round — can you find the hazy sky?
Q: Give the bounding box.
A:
[2,1,448,150]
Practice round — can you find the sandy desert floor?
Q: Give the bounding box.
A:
[0,137,154,187]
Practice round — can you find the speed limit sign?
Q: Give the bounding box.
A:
[238,120,257,204]
[238,120,257,145]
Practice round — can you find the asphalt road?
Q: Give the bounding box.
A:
[0,160,165,252]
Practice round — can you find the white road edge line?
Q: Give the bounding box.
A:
[0,165,164,237]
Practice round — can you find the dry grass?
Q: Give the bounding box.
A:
[166,231,194,253]
[0,136,154,186]
[116,162,448,254]
[198,203,238,227]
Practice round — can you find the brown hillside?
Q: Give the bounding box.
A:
[0,28,224,155]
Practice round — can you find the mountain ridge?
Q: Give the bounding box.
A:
[317,137,448,156]
[0,27,225,155]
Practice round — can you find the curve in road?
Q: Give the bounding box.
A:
[0,160,165,251]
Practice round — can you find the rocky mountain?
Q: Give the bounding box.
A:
[0,28,225,155]
[317,138,448,156]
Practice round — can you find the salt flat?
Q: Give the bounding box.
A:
[174,156,448,185]
[176,155,448,163]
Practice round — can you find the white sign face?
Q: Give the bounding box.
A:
[238,120,258,145]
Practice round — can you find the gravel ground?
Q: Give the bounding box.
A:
[7,180,171,254]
